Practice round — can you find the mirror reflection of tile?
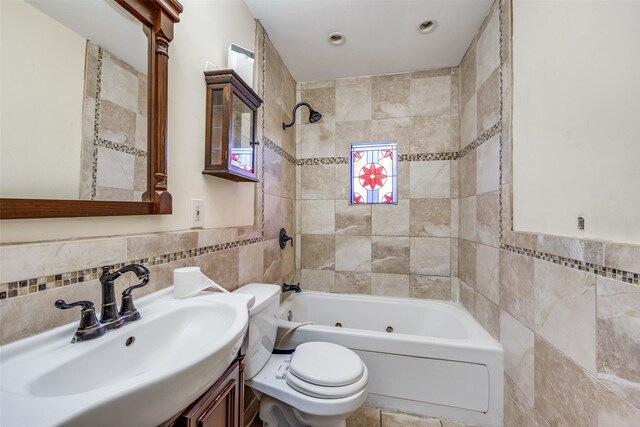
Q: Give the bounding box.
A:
[79,41,148,201]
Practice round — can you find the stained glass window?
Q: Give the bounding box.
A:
[350,143,397,204]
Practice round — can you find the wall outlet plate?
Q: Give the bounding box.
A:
[191,199,204,228]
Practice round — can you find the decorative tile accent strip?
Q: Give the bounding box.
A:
[90,46,104,199]
[262,136,296,164]
[459,122,501,159]
[0,237,263,301]
[296,157,349,166]
[398,152,459,161]
[501,244,639,285]
[95,138,147,158]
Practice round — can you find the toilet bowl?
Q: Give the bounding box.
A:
[234,284,368,427]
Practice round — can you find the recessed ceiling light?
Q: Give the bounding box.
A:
[328,32,346,46]
[417,20,437,34]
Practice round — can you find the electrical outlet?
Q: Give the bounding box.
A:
[191,199,203,228]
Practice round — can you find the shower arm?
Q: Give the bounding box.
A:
[282,102,314,129]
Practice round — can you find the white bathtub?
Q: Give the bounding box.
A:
[277,292,503,427]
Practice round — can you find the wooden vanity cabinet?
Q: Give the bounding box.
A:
[172,356,244,427]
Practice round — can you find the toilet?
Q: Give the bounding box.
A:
[234,284,368,427]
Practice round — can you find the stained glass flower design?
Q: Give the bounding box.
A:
[350,143,397,204]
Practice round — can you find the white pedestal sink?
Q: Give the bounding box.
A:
[0,288,252,427]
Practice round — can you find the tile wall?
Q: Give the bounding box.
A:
[294,69,460,299]
[0,24,297,346]
[459,0,640,425]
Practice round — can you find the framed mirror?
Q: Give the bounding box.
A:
[0,0,182,219]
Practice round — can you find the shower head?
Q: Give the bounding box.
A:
[282,102,322,129]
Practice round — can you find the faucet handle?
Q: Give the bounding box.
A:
[119,267,150,323]
[54,300,105,343]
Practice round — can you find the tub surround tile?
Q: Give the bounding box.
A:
[499,250,534,329]
[459,196,477,242]
[535,336,597,426]
[474,291,499,339]
[410,237,451,276]
[300,164,336,199]
[299,123,336,159]
[459,239,477,287]
[534,259,597,373]
[504,375,535,427]
[409,275,450,300]
[335,83,372,122]
[371,237,410,274]
[475,135,500,194]
[475,244,499,304]
[459,149,476,198]
[410,199,451,237]
[410,114,459,154]
[475,191,500,248]
[475,9,500,90]
[333,271,371,294]
[409,74,452,116]
[450,160,460,200]
[335,236,371,272]
[598,382,640,427]
[460,280,476,315]
[300,269,334,292]
[239,243,264,285]
[460,38,476,107]
[372,273,410,297]
[460,94,477,148]
[372,202,410,236]
[501,310,535,404]
[371,118,410,154]
[409,161,451,199]
[300,200,335,234]
[335,201,372,235]
[335,120,372,157]
[597,276,640,408]
[450,198,459,238]
[450,238,459,279]
[300,235,335,270]
[476,68,500,135]
[300,86,336,124]
[372,80,411,119]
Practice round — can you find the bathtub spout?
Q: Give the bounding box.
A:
[282,283,301,293]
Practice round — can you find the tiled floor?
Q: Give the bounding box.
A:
[248,406,479,427]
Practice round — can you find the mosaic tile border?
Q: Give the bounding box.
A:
[398,152,459,161]
[0,237,263,301]
[296,157,349,166]
[501,244,639,285]
[263,136,296,164]
[95,138,147,158]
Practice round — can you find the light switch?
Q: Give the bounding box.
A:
[191,199,203,228]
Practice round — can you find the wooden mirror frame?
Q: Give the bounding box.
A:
[0,0,183,219]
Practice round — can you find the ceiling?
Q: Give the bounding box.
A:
[244,0,493,82]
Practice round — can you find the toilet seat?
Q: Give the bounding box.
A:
[284,342,368,399]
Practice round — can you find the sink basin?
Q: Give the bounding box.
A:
[0,288,251,427]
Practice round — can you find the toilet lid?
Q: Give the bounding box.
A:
[286,362,368,399]
[288,342,365,387]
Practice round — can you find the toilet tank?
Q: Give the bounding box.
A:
[233,284,281,379]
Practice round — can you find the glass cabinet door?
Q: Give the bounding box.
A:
[229,93,255,174]
[207,88,225,168]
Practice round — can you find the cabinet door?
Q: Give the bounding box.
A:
[198,379,237,427]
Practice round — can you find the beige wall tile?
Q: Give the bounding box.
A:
[460,94,477,148]
[263,194,284,240]
[300,164,336,199]
[335,83,372,122]
[371,273,410,297]
[598,381,640,427]
[460,280,476,315]
[475,136,500,194]
[499,250,534,329]
[335,120,372,157]
[371,118,410,154]
[335,201,372,235]
[372,80,411,119]
[300,269,334,292]
[410,75,452,116]
[476,191,500,247]
[459,239,477,287]
[450,198,459,238]
[410,114,459,154]
[476,243,499,304]
[451,238,459,279]
[410,237,450,276]
[300,199,335,234]
[127,231,198,261]
[372,202,410,236]
[501,310,535,404]
[410,198,451,237]
[475,8,500,90]
[474,291,500,339]
[597,276,640,408]
[239,243,264,285]
[534,260,596,373]
[300,234,335,270]
[460,38,477,107]
[459,196,477,241]
[504,375,535,427]
[409,161,451,198]
[197,248,240,291]
[371,236,410,274]
[450,159,460,199]
[460,150,477,198]
[537,235,604,265]
[263,238,283,284]
[301,86,335,124]
[335,235,371,272]
[333,271,371,294]
[534,336,597,427]
[299,123,336,158]
[604,243,640,274]
[476,68,500,134]
[409,275,451,300]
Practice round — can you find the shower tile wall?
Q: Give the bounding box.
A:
[0,25,297,345]
[294,69,460,299]
[459,1,640,425]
